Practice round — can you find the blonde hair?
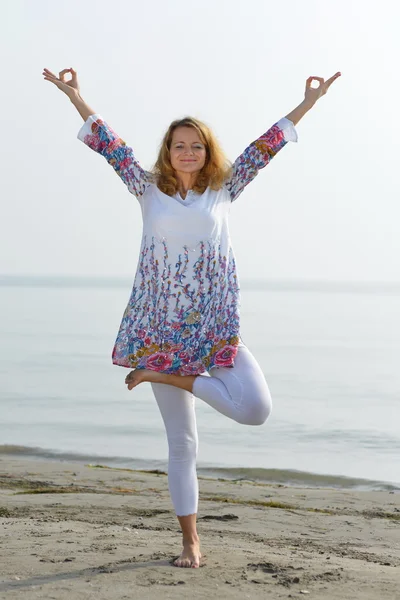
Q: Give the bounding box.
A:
[153,117,232,196]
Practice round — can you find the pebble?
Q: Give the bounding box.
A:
[122,527,131,532]
[300,592,310,595]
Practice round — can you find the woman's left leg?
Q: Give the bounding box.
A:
[193,344,272,425]
[126,345,272,426]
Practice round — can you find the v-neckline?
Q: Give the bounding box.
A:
[174,190,197,206]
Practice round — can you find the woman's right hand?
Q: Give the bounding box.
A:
[42,67,80,99]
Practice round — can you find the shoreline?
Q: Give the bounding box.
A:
[1,454,399,599]
[1,444,398,492]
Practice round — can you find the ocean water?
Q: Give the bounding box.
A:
[0,276,399,490]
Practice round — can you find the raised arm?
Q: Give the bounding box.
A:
[225,118,297,202]
[226,72,341,202]
[42,67,152,199]
[76,114,152,198]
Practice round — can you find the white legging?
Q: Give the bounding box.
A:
[151,344,272,516]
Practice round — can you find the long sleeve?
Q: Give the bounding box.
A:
[77,114,153,199]
[225,117,298,202]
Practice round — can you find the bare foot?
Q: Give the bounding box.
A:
[174,537,202,568]
[125,368,164,390]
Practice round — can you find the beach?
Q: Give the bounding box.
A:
[1,455,399,599]
[1,278,400,598]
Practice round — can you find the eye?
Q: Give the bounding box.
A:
[193,144,204,150]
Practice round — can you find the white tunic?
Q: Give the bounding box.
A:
[77,114,297,374]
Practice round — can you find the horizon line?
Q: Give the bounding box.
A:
[1,273,400,292]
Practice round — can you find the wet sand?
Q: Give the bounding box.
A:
[0,456,399,599]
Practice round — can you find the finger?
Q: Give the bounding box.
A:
[59,68,72,81]
[43,75,61,86]
[43,77,62,88]
[325,72,342,87]
[306,76,324,88]
[43,68,57,77]
[305,77,313,89]
[43,72,58,80]
[43,68,59,79]
[43,74,59,82]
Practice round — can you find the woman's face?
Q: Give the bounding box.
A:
[169,126,207,175]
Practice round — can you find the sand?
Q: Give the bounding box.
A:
[0,455,399,599]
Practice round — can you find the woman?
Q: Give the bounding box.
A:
[43,66,341,568]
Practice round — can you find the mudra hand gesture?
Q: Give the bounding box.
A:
[42,67,80,99]
[304,72,341,106]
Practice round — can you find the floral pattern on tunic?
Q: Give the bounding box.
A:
[111,236,240,374]
[78,114,296,374]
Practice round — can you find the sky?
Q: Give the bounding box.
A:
[1,0,399,283]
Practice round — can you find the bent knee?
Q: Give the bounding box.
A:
[240,393,272,426]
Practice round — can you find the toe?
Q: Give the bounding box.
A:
[174,558,191,568]
[125,371,134,383]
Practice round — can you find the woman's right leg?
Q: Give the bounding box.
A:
[151,382,201,568]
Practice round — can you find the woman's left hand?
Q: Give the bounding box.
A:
[304,72,341,106]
